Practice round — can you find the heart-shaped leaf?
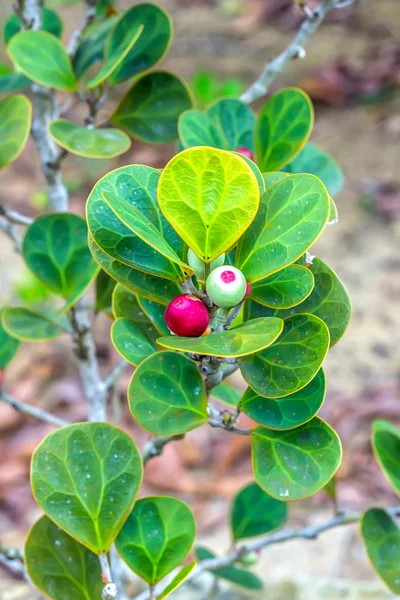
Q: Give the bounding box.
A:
[102,190,192,278]
[158,147,260,263]
[231,482,287,541]
[372,420,400,495]
[23,213,98,305]
[196,547,263,590]
[31,422,143,554]
[157,317,283,358]
[0,95,31,169]
[0,71,31,93]
[251,417,342,500]
[137,296,170,336]
[211,382,242,407]
[128,351,208,435]
[361,508,400,594]
[49,120,131,158]
[87,23,144,88]
[249,265,314,309]
[25,515,103,600]
[236,174,329,283]
[8,31,77,91]
[111,317,156,366]
[2,307,70,341]
[179,98,255,151]
[255,88,313,171]
[95,270,116,314]
[157,562,197,600]
[73,17,118,80]
[0,316,20,369]
[89,236,181,305]
[111,71,193,144]
[283,143,344,197]
[240,368,326,430]
[245,258,351,347]
[116,496,196,585]
[239,314,329,398]
[106,3,172,85]
[4,8,63,44]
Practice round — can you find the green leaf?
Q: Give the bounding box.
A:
[89,236,181,305]
[157,562,197,600]
[106,3,172,85]
[116,496,196,585]
[4,8,63,44]
[372,420,400,495]
[328,197,338,225]
[249,265,314,309]
[31,422,143,554]
[251,417,342,500]
[157,317,283,358]
[25,515,103,600]
[179,98,255,150]
[112,284,160,342]
[262,172,288,188]
[0,95,31,169]
[95,270,116,314]
[232,151,265,195]
[8,31,77,92]
[137,297,170,336]
[231,481,287,541]
[283,143,344,197]
[111,71,193,144]
[0,71,31,93]
[255,88,313,172]
[361,508,400,594]
[102,190,192,278]
[245,258,351,347]
[211,382,242,407]
[240,368,326,430]
[0,316,20,369]
[2,307,70,342]
[239,314,329,398]
[73,17,118,80]
[49,120,131,158]
[235,174,329,283]
[111,317,156,366]
[158,147,260,263]
[23,213,98,304]
[87,23,144,88]
[196,547,263,590]
[128,351,208,435]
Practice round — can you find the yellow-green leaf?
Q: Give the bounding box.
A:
[49,120,131,158]
[0,94,31,169]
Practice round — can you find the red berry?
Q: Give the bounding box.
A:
[236,147,254,161]
[165,294,209,337]
[245,283,251,297]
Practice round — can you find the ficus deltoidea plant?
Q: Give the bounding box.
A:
[0,1,399,599]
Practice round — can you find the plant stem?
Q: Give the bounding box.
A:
[100,553,118,599]
[0,389,69,428]
[67,0,98,57]
[142,434,185,465]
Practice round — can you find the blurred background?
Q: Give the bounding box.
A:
[0,0,400,598]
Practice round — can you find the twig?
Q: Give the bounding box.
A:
[240,0,356,105]
[0,205,33,251]
[0,220,22,252]
[225,301,244,329]
[142,434,185,465]
[0,544,23,561]
[208,403,252,435]
[0,205,33,226]
[102,358,129,392]
[100,553,118,599]
[67,0,98,57]
[0,389,69,428]
[133,506,400,600]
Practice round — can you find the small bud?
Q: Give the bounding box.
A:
[206,266,247,308]
[165,294,209,337]
[238,551,260,567]
[236,147,254,161]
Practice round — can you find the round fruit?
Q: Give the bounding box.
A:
[236,147,254,160]
[206,266,247,308]
[187,249,225,281]
[164,294,209,337]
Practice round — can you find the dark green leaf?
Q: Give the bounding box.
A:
[116,496,196,585]
[0,315,20,369]
[4,8,63,44]
[110,71,193,144]
[240,368,326,430]
[111,317,156,365]
[249,265,314,309]
[95,269,116,314]
[372,420,400,495]
[112,284,160,342]
[157,562,197,599]
[236,174,329,283]
[231,482,287,541]
[49,120,131,158]
[0,94,31,169]
[2,307,70,341]
[31,422,143,554]
[255,88,313,171]
[252,417,342,500]
[8,31,77,91]
[283,143,344,197]
[137,296,169,336]
[25,515,103,600]
[211,382,242,408]
[361,508,400,594]
[196,547,263,590]
[0,71,31,93]
[128,351,208,435]
[239,314,329,398]
[73,17,118,80]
